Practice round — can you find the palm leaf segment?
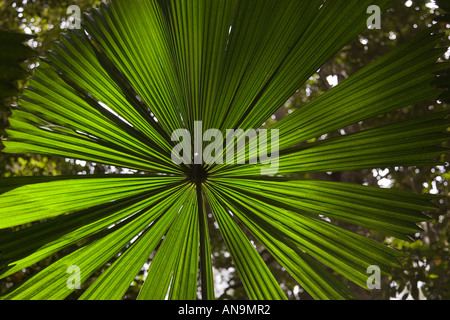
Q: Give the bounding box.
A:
[0,0,448,300]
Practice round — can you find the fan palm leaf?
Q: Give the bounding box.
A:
[0,0,448,300]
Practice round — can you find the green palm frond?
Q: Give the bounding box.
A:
[0,0,448,300]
